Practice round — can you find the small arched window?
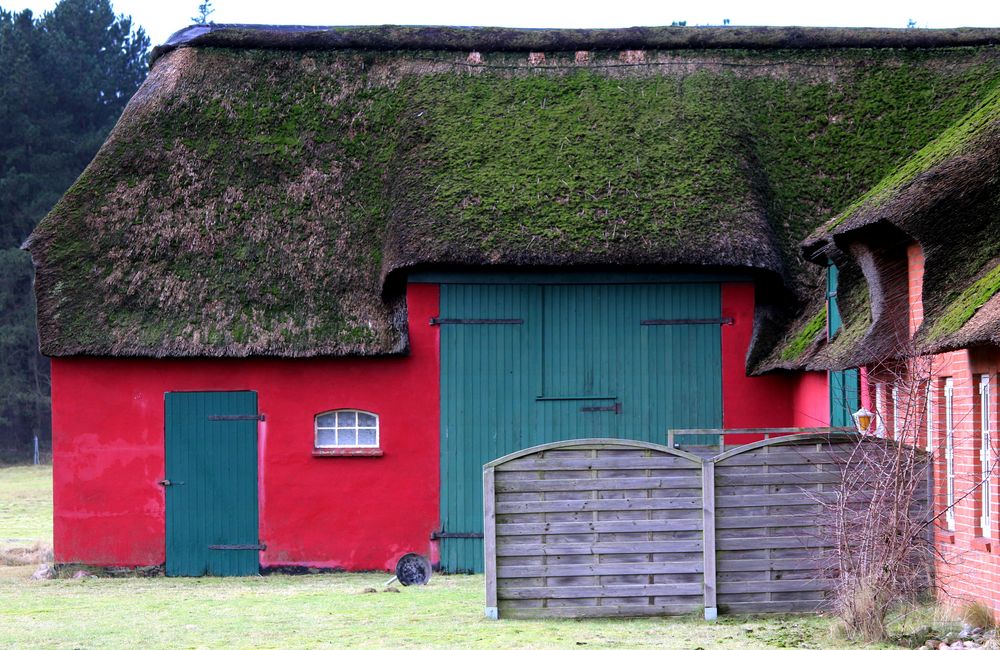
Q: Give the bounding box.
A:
[315,410,379,449]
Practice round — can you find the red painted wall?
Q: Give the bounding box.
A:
[720,282,824,444]
[51,284,441,570]
[51,279,833,570]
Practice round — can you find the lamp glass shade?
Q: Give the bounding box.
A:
[852,407,874,434]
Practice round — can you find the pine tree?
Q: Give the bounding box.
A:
[0,0,149,459]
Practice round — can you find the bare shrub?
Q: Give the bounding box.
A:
[828,353,935,642]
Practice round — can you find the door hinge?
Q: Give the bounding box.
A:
[581,402,622,414]
[207,414,265,421]
[429,318,523,326]
[430,530,484,540]
[208,544,267,551]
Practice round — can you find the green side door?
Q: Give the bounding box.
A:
[165,391,260,577]
[438,281,723,572]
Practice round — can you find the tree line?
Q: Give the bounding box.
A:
[0,0,148,460]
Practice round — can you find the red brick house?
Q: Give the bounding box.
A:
[25,24,1000,585]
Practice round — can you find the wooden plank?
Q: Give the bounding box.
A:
[497,456,698,471]
[499,604,700,619]
[716,514,824,530]
[483,466,498,615]
[716,492,839,508]
[498,583,703,599]
[702,459,717,616]
[715,451,843,467]
[717,557,832,573]
[717,578,834,594]
[716,536,828,551]
[496,518,702,536]
[721,600,827,614]
[497,560,703,579]
[496,540,703,557]
[496,496,701,514]
[715,471,843,487]
[495,476,702,492]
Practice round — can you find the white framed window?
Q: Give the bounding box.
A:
[945,378,956,530]
[315,410,379,449]
[981,375,992,535]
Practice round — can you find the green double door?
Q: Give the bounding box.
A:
[164,391,261,576]
[438,281,724,572]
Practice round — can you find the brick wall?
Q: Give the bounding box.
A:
[874,243,1000,613]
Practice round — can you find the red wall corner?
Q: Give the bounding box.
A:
[51,283,442,571]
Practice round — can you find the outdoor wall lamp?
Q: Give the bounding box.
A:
[852,406,875,434]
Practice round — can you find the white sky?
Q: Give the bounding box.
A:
[6,0,1000,49]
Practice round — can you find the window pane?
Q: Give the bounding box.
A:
[358,413,377,428]
[358,428,377,446]
[316,429,337,447]
[337,411,357,427]
[338,429,357,446]
[316,414,336,428]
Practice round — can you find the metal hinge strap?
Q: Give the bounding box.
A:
[641,318,734,326]
[430,530,484,540]
[207,414,265,421]
[208,544,267,551]
[430,318,523,326]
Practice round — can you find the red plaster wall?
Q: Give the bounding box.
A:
[791,371,831,428]
[51,284,441,571]
[720,283,818,445]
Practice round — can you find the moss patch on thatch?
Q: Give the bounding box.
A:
[929,262,1000,339]
[26,42,1000,357]
[780,305,826,361]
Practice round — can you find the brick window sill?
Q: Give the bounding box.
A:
[938,532,956,544]
[312,448,384,457]
[971,537,994,553]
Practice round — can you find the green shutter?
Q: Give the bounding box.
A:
[830,369,860,427]
[165,391,260,577]
[827,262,842,337]
[438,281,723,572]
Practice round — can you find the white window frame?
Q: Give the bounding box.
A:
[891,384,900,440]
[925,381,934,453]
[981,374,992,535]
[945,378,956,530]
[874,383,887,438]
[314,409,380,449]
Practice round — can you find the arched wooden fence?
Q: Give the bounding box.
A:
[482,434,929,620]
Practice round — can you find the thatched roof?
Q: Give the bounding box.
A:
[25,25,1000,359]
[796,83,1000,369]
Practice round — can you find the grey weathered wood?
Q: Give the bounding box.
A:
[499,604,700,619]
[483,466,498,616]
[496,476,702,492]
[702,459,717,618]
[496,496,701,514]
[497,456,699,471]
[498,583,704,599]
[497,518,702,536]
[482,434,929,620]
[497,560,703,578]
[497,540,703,557]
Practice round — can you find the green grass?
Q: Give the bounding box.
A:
[0,572,895,650]
[0,464,52,542]
[0,464,923,649]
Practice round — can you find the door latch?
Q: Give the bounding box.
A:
[158,479,184,487]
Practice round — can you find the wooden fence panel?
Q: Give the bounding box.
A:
[483,434,930,619]
[485,439,704,619]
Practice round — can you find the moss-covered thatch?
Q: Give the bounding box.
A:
[805,80,1000,365]
[25,25,1000,358]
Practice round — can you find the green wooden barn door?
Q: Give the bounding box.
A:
[438,280,723,573]
[165,391,260,577]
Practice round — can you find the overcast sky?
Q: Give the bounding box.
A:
[6,0,1000,48]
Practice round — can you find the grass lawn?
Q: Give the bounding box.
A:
[0,465,940,648]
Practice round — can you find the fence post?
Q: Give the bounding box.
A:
[702,459,718,620]
[33,435,39,465]
[483,466,498,619]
